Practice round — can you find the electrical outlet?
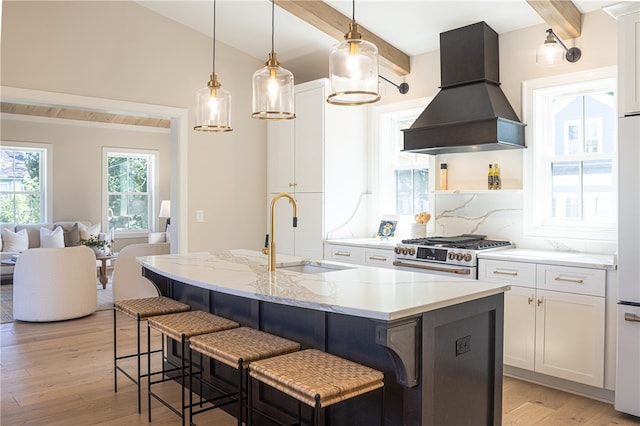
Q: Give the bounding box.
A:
[196,210,204,222]
[456,335,471,356]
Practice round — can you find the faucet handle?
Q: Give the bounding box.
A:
[261,234,269,255]
[292,217,298,228]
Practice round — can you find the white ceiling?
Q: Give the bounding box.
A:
[136,0,614,76]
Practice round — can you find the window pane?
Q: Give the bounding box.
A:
[395,170,413,216]
[0,148,43,224]
[551,161,581,220]
[583,159,613,222]
[413,169,429,213]
[584,92,615,154]
[108,194,149,230]
[108,156,149,193]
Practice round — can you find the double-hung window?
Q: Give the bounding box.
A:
[523,68,616,241]
[373,99,434,228]
[103,148,158,236]
[0,143,51,224]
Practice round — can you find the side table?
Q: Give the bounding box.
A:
[96,255,117,289]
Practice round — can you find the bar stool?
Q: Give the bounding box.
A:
[147,310,239,425]
[188,327,301,425]
[248,349,385,426]
[113,296,190,413]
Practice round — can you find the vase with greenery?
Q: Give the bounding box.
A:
[78,235,113,257]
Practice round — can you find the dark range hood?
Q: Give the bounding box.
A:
[403,22,526,155]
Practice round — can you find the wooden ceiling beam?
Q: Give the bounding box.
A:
[526,0,582,39]
[0,102,170,128]
[274,0,410,76]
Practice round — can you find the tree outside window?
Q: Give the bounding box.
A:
[106,151,156,233]
[0,147,45,224]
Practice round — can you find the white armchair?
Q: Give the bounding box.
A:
[112,242,170,302]
[13,246,97,322]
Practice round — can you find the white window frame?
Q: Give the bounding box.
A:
[522,67,617,241]
[102,147,159,238]
[371,97,435,233]
[0,141,53,223]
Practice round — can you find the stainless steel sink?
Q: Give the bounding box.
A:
[278,262,353,274]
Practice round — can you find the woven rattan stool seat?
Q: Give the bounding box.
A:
[148,310,239,342]
[249,349,384,408]
[190,327,301,369]
[113,296,190,414]
[115,296,190,319]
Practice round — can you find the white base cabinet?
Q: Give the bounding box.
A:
[324,242,396,269]
[479,259,606,387]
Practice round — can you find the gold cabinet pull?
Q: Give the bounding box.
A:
[527,296,533,305]
[554,276,584,284]
[624,313,640,323]
[288,182,297,187]
[537,298,543,306]
[368,256,388,261]
[493,269,518,276]
[334,251,351,257]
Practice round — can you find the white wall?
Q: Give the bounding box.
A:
[1,0,267,252]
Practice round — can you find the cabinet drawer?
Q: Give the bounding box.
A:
[537,265,605,297]
[324,245,362,264]
[479,260,536,288]
[363,248,395,268]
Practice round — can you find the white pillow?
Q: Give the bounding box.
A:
[148,232,167,244]
[78,223,101,241]
[1,228,29,253]
[40,226,65,248]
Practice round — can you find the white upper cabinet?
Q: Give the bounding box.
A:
[605,3,640,116]
[267,79,368,258]
[267,119,294,193]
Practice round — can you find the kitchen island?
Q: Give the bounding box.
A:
[139,249,510,426]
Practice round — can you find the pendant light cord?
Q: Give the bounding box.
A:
[352,0,355,21]
[271,0,275,53]
[212,0,216,74]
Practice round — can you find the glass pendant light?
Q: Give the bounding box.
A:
[251,0,295,120]
[327,0,380,105]
[194,0,232,132]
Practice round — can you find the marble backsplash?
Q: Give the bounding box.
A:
[434,191,617,255]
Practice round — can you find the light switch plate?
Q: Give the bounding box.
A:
[196,210,204,222]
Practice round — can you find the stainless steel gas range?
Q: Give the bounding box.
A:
[393,234,513,279]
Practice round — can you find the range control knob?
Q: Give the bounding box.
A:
[463,253,472,262]
[408,248,416,256]
[395,247,402,254]
[455,253,464,261]
[448,252,456,260]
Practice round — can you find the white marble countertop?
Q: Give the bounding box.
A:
[324,238,398,250]
[138,249,510,321]
[477,248,617,270]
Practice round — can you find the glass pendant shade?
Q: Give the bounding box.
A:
[536,40,564,65]
[194,73,232,132]
[252,52,295,120]
[327,22,380,105]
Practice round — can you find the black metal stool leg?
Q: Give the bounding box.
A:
[148,321,152,423]
[113,308,117,393]
[136,315,142,413]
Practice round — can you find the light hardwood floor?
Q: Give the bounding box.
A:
[1,310,639,425]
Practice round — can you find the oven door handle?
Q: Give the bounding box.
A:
[393,261,472,275]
